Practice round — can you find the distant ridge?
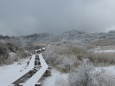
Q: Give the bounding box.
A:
[1,30,115,46]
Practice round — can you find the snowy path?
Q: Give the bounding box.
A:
[0,59,28,86]
[27,55,35,70]
[0,53,49,86]
[23,54,48,86]
[94,50,115,53]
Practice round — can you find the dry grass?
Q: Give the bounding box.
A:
[32,42,48,49]
[91,39,115,46]
[0,40,32,65]
[44,44,86,72]
[53,44,86,56]
[43,43,115,86]
[86,52,115,66]
[44,43,115,72]
[0,50,31,65]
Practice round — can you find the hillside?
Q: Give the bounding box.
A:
[1,30,115,47]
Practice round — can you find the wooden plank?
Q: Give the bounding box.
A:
[28,55,36,69]
[23,54,48,86]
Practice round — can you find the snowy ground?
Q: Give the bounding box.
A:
[42,69,68,86]
[95,66,115,75]
[0,56,115,86]
[0,63,115,86]
[0,59,29,86]
[42,67,115,86]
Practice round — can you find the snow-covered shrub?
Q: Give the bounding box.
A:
[6,42,19,52]
[16,50,31,59]
[42,70,69,86]
[55,74,69,86]
[44,48,59,65]
[68,59,99,86]
[1,50,31,65]
[44,44,86,72]
[4,56,16,65]
[95,70,115,86]
[0,43,8,65]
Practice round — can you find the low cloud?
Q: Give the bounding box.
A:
[0,0,115,36]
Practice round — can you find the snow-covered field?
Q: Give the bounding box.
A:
[0,59,28,86]
[0,60,115,86]
[94,50,115,53]
[91,46,115,53]
[0,50,115,86]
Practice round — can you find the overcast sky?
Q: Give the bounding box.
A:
[0,0,115,36]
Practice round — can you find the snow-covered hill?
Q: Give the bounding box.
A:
[1,30,115,46]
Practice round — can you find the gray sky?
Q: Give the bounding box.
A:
[0,0,115,36]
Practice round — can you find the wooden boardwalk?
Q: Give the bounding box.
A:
[9,52,51,86]
[23,54,48,86]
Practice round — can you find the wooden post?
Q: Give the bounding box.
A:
[29,69,34,76]
[38,65,42,68]
[48,66,51,70]
[35,60,37,65]
[35,82,41,86]
[37,57,39,61]
[38,61,41,65]
[35,65,41,69]
[36,55,39,57]
[35,57,38,60]
[45,69,51,77]
[35,60,41,65]
[35,55,39,61]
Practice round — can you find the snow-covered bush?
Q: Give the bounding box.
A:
[0,43,8,65]
[44,48,59,65]
[1,50,31,65]
[0,42,31,65]
[68,59,115,86]
[68,59,99,86]
[55,74,69,86]
[42,70,69,86]
[15,50,31,60]
[95,69,115,86]
[6,42,19,52]
[44,45,82,72]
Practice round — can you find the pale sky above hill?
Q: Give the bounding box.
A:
[0,0,115,36]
